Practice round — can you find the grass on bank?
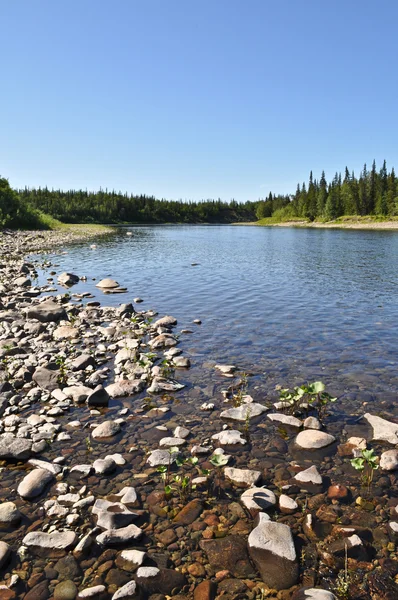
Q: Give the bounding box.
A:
[255,214,398,227]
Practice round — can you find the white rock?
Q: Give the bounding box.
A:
[92,421,121,439]
[96,524,142,545]
[147,449,178,467]
[303,417,322,430]
[364,413,398,444]
[224,467,261,487]
[17,469,54,499]
[23,530,77,551]
[240,487,276,510]
[294,466,322,485]
[212,430,247,446]
[221,403,268,421]
[279,494,298,514]
[380,449,398,471]
[112,581,137,600]
[159,436,186,448]
[77,585,106,598]
[174,426,190,438]
[295,430,335,449]
[268,413,302,428]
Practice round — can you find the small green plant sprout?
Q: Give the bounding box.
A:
[85,436,93,453]
[231,371,249,407]
[209,453,229,467]
[160,358,174,379]
[55,355,68,385]
[156,446,180,488]
[350,448,379,490]
[333,542,351,599]
[279,381,336,420]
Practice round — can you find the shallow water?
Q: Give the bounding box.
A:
[36,224,398,419]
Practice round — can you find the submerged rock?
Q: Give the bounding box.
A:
[212,430,247,446]
[17,468,54,499]
[295,430,335,449]
[225,467,261,487]
[221,403,268,421]
[92,420,121,439]
[248,513,298,590]
[364,413,398,444]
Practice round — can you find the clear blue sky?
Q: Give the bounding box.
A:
[1,0,398,201]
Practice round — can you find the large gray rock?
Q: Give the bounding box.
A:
[240,487,276,511]
[17,468,54,499]
[92,420,121,439]
[295,430,335,449]
[294,465,322,486]
[32,367,59,392]
[248,513,298,590]
[58,272,79,286]
[0,435,32,460]
[26,300,67,323]
[63,385,93,403]
[96,279,119,289]
[221,403,268,421]
[72,354,96,371]
[106,379,145,398]
[147,449,178,467]
[23,530,77,555]
[364,413,398,444]
[96,524,142,546]
[152,315,177,328]
[87,385,110,407]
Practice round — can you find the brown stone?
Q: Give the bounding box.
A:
[328,483,350,502]
[193,580,217,600]
[24,580,50,600]
[156,528,177,545]
[173,499,203,525]
[316,504,342,523]
[200,535,255,578]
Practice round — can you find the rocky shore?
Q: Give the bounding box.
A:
[0,229,398,600]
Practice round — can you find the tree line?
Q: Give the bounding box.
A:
[2,160,398,229]
[256,160,398,221]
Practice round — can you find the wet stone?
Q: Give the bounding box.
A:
[200,535,255,578]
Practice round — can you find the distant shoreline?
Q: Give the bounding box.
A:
[238,219,398,230]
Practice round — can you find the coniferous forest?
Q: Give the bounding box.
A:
[1,160,398,228]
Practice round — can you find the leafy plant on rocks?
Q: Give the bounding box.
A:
[158,451,199,503]
[333,543,352,599]
[231,371,249,407]
[350,448,379,490]
[208,453,229,497]
[159,357,174,379]
[279,380,336,420]
[55,354,68,385]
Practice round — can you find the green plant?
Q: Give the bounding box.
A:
[55,355,68,385]
[333,542,351,599]
[159,453,199,502]
[231,372,249,407]
[279,381,336,420]
[160,358,174,379]
[85,437,92,453]
[350,448,378,490]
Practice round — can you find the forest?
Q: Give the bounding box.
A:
[1,160,398,228]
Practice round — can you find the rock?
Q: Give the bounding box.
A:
[58,272,80,285]
[200,535,255,577]
[17,468,54,499]
[72,354,96,371]
[240,487,276,511]
[28,458,62,475]
[267,413,302,428]
[147,449,178,467]
[194,580,217,600]
[93,457,116,475]
[54,580,78,600]
[173,499,203,525]
[96,279,119,288]
[279,494,298,514]
[106,380,145,398]
[111,581,138,599]
[54,325,79,340]
[136,567,185,596]
[55,554,81,579]
[294,466,322,486]
[0,435,32,459]
[0,541,10,568]
[147,376,184,393]
[77,586,106,599]
[364,413,398,444]
[327,484,350,502]
[62,385,92,403]
[380,449,398,471]
[23,530,77,556]
[96,524,142,545]
[159,436,186,448]
[87,385,110,407]
[292,589,337,600]
[148,334,178,350]
[225,467,261,488]
[114,487,137,505]
[115,549,146,572]
[26,300,67,322]
[303,417,322,430]
[295,430,335,449]
[92,420,121,439]
[174,426,190,438]
[248,513,298,590]
[152,315,177,328]
[0,502,21,524]
[93,499,137,529]
[221,403,268,421]
[24,581,49,600]
[212,430,247,446]
[215,364,236,375]
[32,367,59,391]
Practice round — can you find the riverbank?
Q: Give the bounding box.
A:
[251,216,398,230]
[0,230,397,600]
[0,224,115,258]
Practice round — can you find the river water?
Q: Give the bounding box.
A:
[37,224,398,421]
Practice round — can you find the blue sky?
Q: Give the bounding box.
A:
[1,0,397,201]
